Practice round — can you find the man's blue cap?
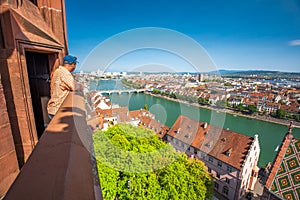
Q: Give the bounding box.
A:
[63,55,78,64]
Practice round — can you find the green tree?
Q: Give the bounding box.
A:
[247,104,257,114]
[276,109,286,119]
[278,100,285,105]
[294,114,300,121]
[152,89,161,94]
[144,104,149,111]
[263,110,268,115]
[237,103,245,111]
[93,124,213,200]
[198,97,209,105]
[121,78,142,89]
[215,100,228,108]
[169,92,177,99]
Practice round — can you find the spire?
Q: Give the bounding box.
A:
[286,121,294,140]
[288,121,293,134]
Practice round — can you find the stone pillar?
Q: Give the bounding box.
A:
[0,74,19,198]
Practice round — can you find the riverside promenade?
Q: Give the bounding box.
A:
[145,92,300,128]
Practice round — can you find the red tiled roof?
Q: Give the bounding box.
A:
[207,128,253,169]
[168,115,207,147]
[167,115,254,169]
[265,102,280,107]
[249,92,266,98]
[129,109,153,119]
[280,105,300,114]
[139,116,169,139]
[112,107,129,122]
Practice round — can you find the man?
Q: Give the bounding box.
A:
[47,55,78,119]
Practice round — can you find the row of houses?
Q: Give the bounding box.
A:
[126,75,300,116]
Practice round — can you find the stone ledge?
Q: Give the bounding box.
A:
[4,92,100,200]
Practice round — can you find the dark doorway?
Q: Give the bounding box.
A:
[25,51,51,138]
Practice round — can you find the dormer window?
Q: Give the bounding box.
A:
[225,148,232,156]
[205,141,212,148]
[184,134,191,138]
[175,128,181,134]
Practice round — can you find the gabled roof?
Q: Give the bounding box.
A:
[167,115,254,169]
[167,115,207,148]
[208,129,253,170]
[265,123,300,200]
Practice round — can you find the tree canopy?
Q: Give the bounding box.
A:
[276,109,286,119]
[93,123,213,200]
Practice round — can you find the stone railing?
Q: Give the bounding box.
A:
[4,91,102,200]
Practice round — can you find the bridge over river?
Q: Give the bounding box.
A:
[99,89,147,95]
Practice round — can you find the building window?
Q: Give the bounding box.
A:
[223,186,229,195]
[214,182,219,189]
[225,178,230,184]
[194,149,197,154]
[216,173,220,179]
[227,166,233,173]
[208,167,211,173]
[209,156,213,162]
[218,161,222,167]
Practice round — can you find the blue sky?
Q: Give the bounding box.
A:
[65,0,300,72]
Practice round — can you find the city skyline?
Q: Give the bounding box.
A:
[66,0,300,73]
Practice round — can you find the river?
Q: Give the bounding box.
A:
[90,79,300,167]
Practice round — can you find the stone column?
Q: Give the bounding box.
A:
[0,74,19,198]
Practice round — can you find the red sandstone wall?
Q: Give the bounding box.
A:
[0,2,69,196]
[38,0,68,53]
[0,76,19,198]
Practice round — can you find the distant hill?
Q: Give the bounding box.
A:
[206,70,244,75]
[211,70,300,79]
